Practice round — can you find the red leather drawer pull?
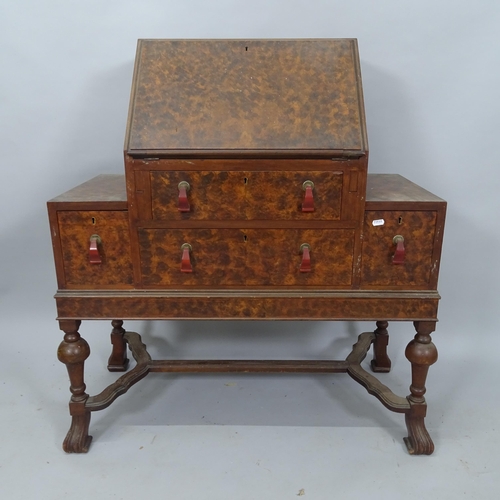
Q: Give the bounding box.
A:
[392,235,405,265]
[89,234,102,265]
[302,180,315,212]
[299,243,311,272]
[178,181,191,212]
[180,243,193,273]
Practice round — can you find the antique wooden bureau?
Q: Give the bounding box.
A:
[48,39,446,454]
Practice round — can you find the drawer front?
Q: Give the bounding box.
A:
[245,171,343,220]
[150,170,342,220]
[139,228,247,286]
[58,211,133,288]
[245,228,354,285]
[360,210,437,288]
[139,228,354,287]
[151,171,246,220]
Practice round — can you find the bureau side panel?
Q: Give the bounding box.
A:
[48,203,66,288]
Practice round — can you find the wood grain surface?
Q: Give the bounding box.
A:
[361,210,437,288]
[57,211,133,288]
[366,174,445,204]
[151,169,343,220]
[55,290,440,320]
[139,227,354,287]
[126,39,367,154]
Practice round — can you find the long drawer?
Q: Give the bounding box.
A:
[138,227,355,287]
[128,159,367,223]
[150,170,344,220]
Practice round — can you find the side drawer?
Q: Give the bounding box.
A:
[57,211,133,289]
[360,210,438,288]
[139,227,354,287]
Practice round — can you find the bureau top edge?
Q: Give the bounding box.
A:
[124,39,368,156]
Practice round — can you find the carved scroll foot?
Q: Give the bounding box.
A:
[403,321,438,455]
[371,321,391,373]
[404,403,434,455]
[62,407,92,453]
[57,320,92,453]
[107,320,129,372]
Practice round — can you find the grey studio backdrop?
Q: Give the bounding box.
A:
[1,1,499,499]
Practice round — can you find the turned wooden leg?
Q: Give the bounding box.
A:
[371,320,391,373]
[57,320,92,453]
[404,321,438,455]
[107,320,129,372]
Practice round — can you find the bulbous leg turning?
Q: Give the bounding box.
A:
[404,321,438,455]
[57,320,92,453]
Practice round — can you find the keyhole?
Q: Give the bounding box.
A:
[245,46,248,51]
[398,216,403,225]
[244,177,248,184]
[243,234,247,242]
[91,217,96,225]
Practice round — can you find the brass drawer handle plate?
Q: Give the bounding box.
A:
[392,235,405,265]
[299,243,312,272]
[178,181,191,212]
[302,180,315,212]
[89,234,102,265]
[180,242,193,273]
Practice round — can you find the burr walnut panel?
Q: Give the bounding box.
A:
[139,228,247,286]
[126,39,366,154]
[245,171,343,220]
[150,170,343,220]
[151,171,246,220]
[54,291,440,321]
[57,211,133,289]
[245,229,354,286]
[361,210,437,288]
[139,227,354,287]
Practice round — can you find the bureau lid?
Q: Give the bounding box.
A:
[125,39,368,158]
